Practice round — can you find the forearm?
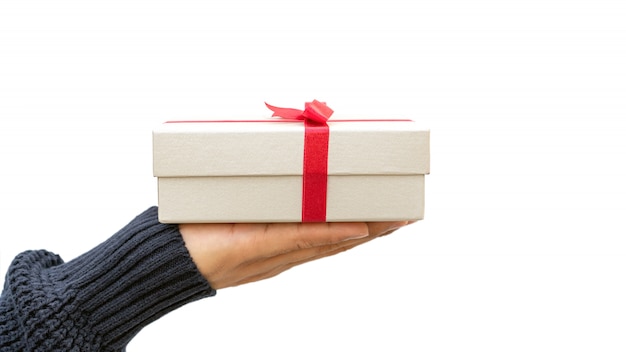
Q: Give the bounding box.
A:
[0,207,215,351]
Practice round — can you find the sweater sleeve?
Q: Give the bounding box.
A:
[0,206,216,352]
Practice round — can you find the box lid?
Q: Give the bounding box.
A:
[153,119,430,177]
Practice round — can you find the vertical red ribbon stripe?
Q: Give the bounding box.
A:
[266,101,333,222]
[302,119,329,222]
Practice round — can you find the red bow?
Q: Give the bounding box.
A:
[265,100,334,124]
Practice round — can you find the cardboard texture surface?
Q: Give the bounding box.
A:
[153,119,429,223]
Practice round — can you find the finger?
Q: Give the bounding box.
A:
[232,237,377,287]
[231,235,379,287]
[228,220,419,288]
[254,222,369,258]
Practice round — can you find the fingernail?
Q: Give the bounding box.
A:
[345,233,369,241]
[388,221,409,231]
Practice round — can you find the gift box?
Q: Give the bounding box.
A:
[153,102,430,223]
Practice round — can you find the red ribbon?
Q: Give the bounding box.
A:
[265,100,333,222]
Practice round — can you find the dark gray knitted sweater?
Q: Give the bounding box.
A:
[0,207,216,351]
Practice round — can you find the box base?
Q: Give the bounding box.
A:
[157,175,425,223]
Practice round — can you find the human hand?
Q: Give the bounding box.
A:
[179,221,411,289]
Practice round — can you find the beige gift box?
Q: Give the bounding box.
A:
[153,119,430,223]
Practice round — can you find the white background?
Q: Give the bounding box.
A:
[1,0,625,351]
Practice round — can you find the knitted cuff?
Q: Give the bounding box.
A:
[50,206,216,349]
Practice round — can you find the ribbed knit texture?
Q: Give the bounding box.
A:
[0,207,216,351]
